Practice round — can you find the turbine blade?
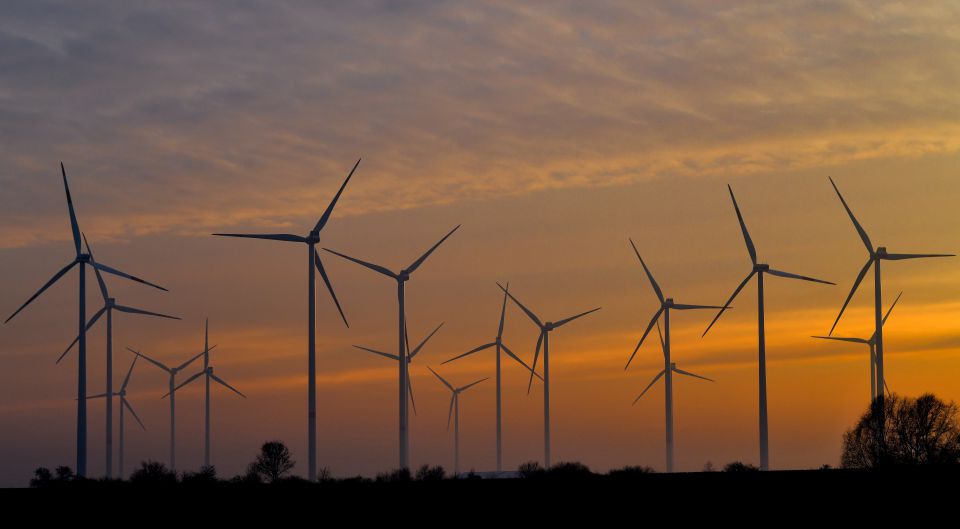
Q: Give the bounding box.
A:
[123,398,147,430]
[405,225,461,275]
[94,262,168,292]
[829,177,873,253]
[86,393,109,399]
[120,356,139,392]
[314,251,348,327]
[702,270,755,338]
[500,342,543,381]
[811,335,869,344]
[114,304,180,320]
[404,320,411,356]
[629,239,664,303]
[497,282,509,338]
[881,291,903,327]
[673,366,714,382]
[212,233,306,243]
[829,258,873,335]
[496,282,543,328]
[314,158,361,233]
[352,345,399,361]
[5,260,77,324]
[172,371,204,393]
[442,342,495,364]
[672,303,728,310]
[883,253,955,261]
[527,331,545,394]
[625,308,664,370]
[632,370,666,404]
[61,162,82,256]
[323,248,397,279]
[447,395,455,430]
[210,373,246,398]
[176,349,208,371]
[457,377,489,392]
[56,306,107,364]
[405,375,416,416]
[727,185,757,265]
[409,322,444,359]
[428,366,454,391]
[553,307,602,328]
[766,268,834,285]
[656,321,665,355]
[82,234,109,301]
[126,347,171,373]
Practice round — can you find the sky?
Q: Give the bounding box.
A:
[1,1,958,485]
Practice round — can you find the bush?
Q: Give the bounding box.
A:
[129,461,177,484]
[608,465,656,477]
[546,461,593,479]
[181,465,218,485]
[518,461,545,478]
[375,468,412,482]
[723,461,760,472]
[415,464,446,481]
[841,393,960,468]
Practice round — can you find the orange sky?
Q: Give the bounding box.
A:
[1,1,958,485]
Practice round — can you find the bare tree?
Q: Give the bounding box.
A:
[251,440,296,482]
[842,393,960,468]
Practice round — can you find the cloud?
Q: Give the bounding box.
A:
[0,1,958,248]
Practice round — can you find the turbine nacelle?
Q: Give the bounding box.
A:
[77,253,91,263]
[306,230,321,244]
[662,298,675,308]
[754,263,770,272]
[398,271,411,282]
[106,297,117,307]
[875,246,887,258]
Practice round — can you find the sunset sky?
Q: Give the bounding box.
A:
[1,1,959,485]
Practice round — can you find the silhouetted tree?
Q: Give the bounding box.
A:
[129,461,177,484]
[702,461,716,472]
[415,464,446,481]
[607,465,656,478]
[547,461,594,479]
[250,441,296,483]
[723,461,760,472]
[317,466,333,482]
[375,468,412,482]
[55,466,75,481]
[841,393,960,468]
[29,467,53,488]
[181,465,218,485]
[518,461,545,478]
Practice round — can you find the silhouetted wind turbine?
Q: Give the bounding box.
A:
[170,319,246,468]
[702,185,834,471]
[497,282,600,468]
[57,235,178,478]
[87,355,146,478]
[212,158,359,481]
[325,224,461,469]
[127,346,205,470]
[624,241,722,472]
[428,367,487,476]
[4,163,167,477]
[813,292,901,402]
[827,177,953,404]
[441,283,542,472]
[634,323,714,471]
[353,321,445,416]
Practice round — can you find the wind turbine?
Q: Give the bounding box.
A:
[57,235,178,478]
[441,283,542,472]
[87,355,147,479]
[325,224,461,469]
[813,292,901,402]
[352,321,444,417]
[428,367,487,476]
[623,241,723,472]
[169,319,246,469]
[826,177,953,404]
[633,323,714,472]
[127,346,206,470]
[702,185,834,471]
[497,282,600,468]
[212,158,359,481]
[4,163,167,477]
